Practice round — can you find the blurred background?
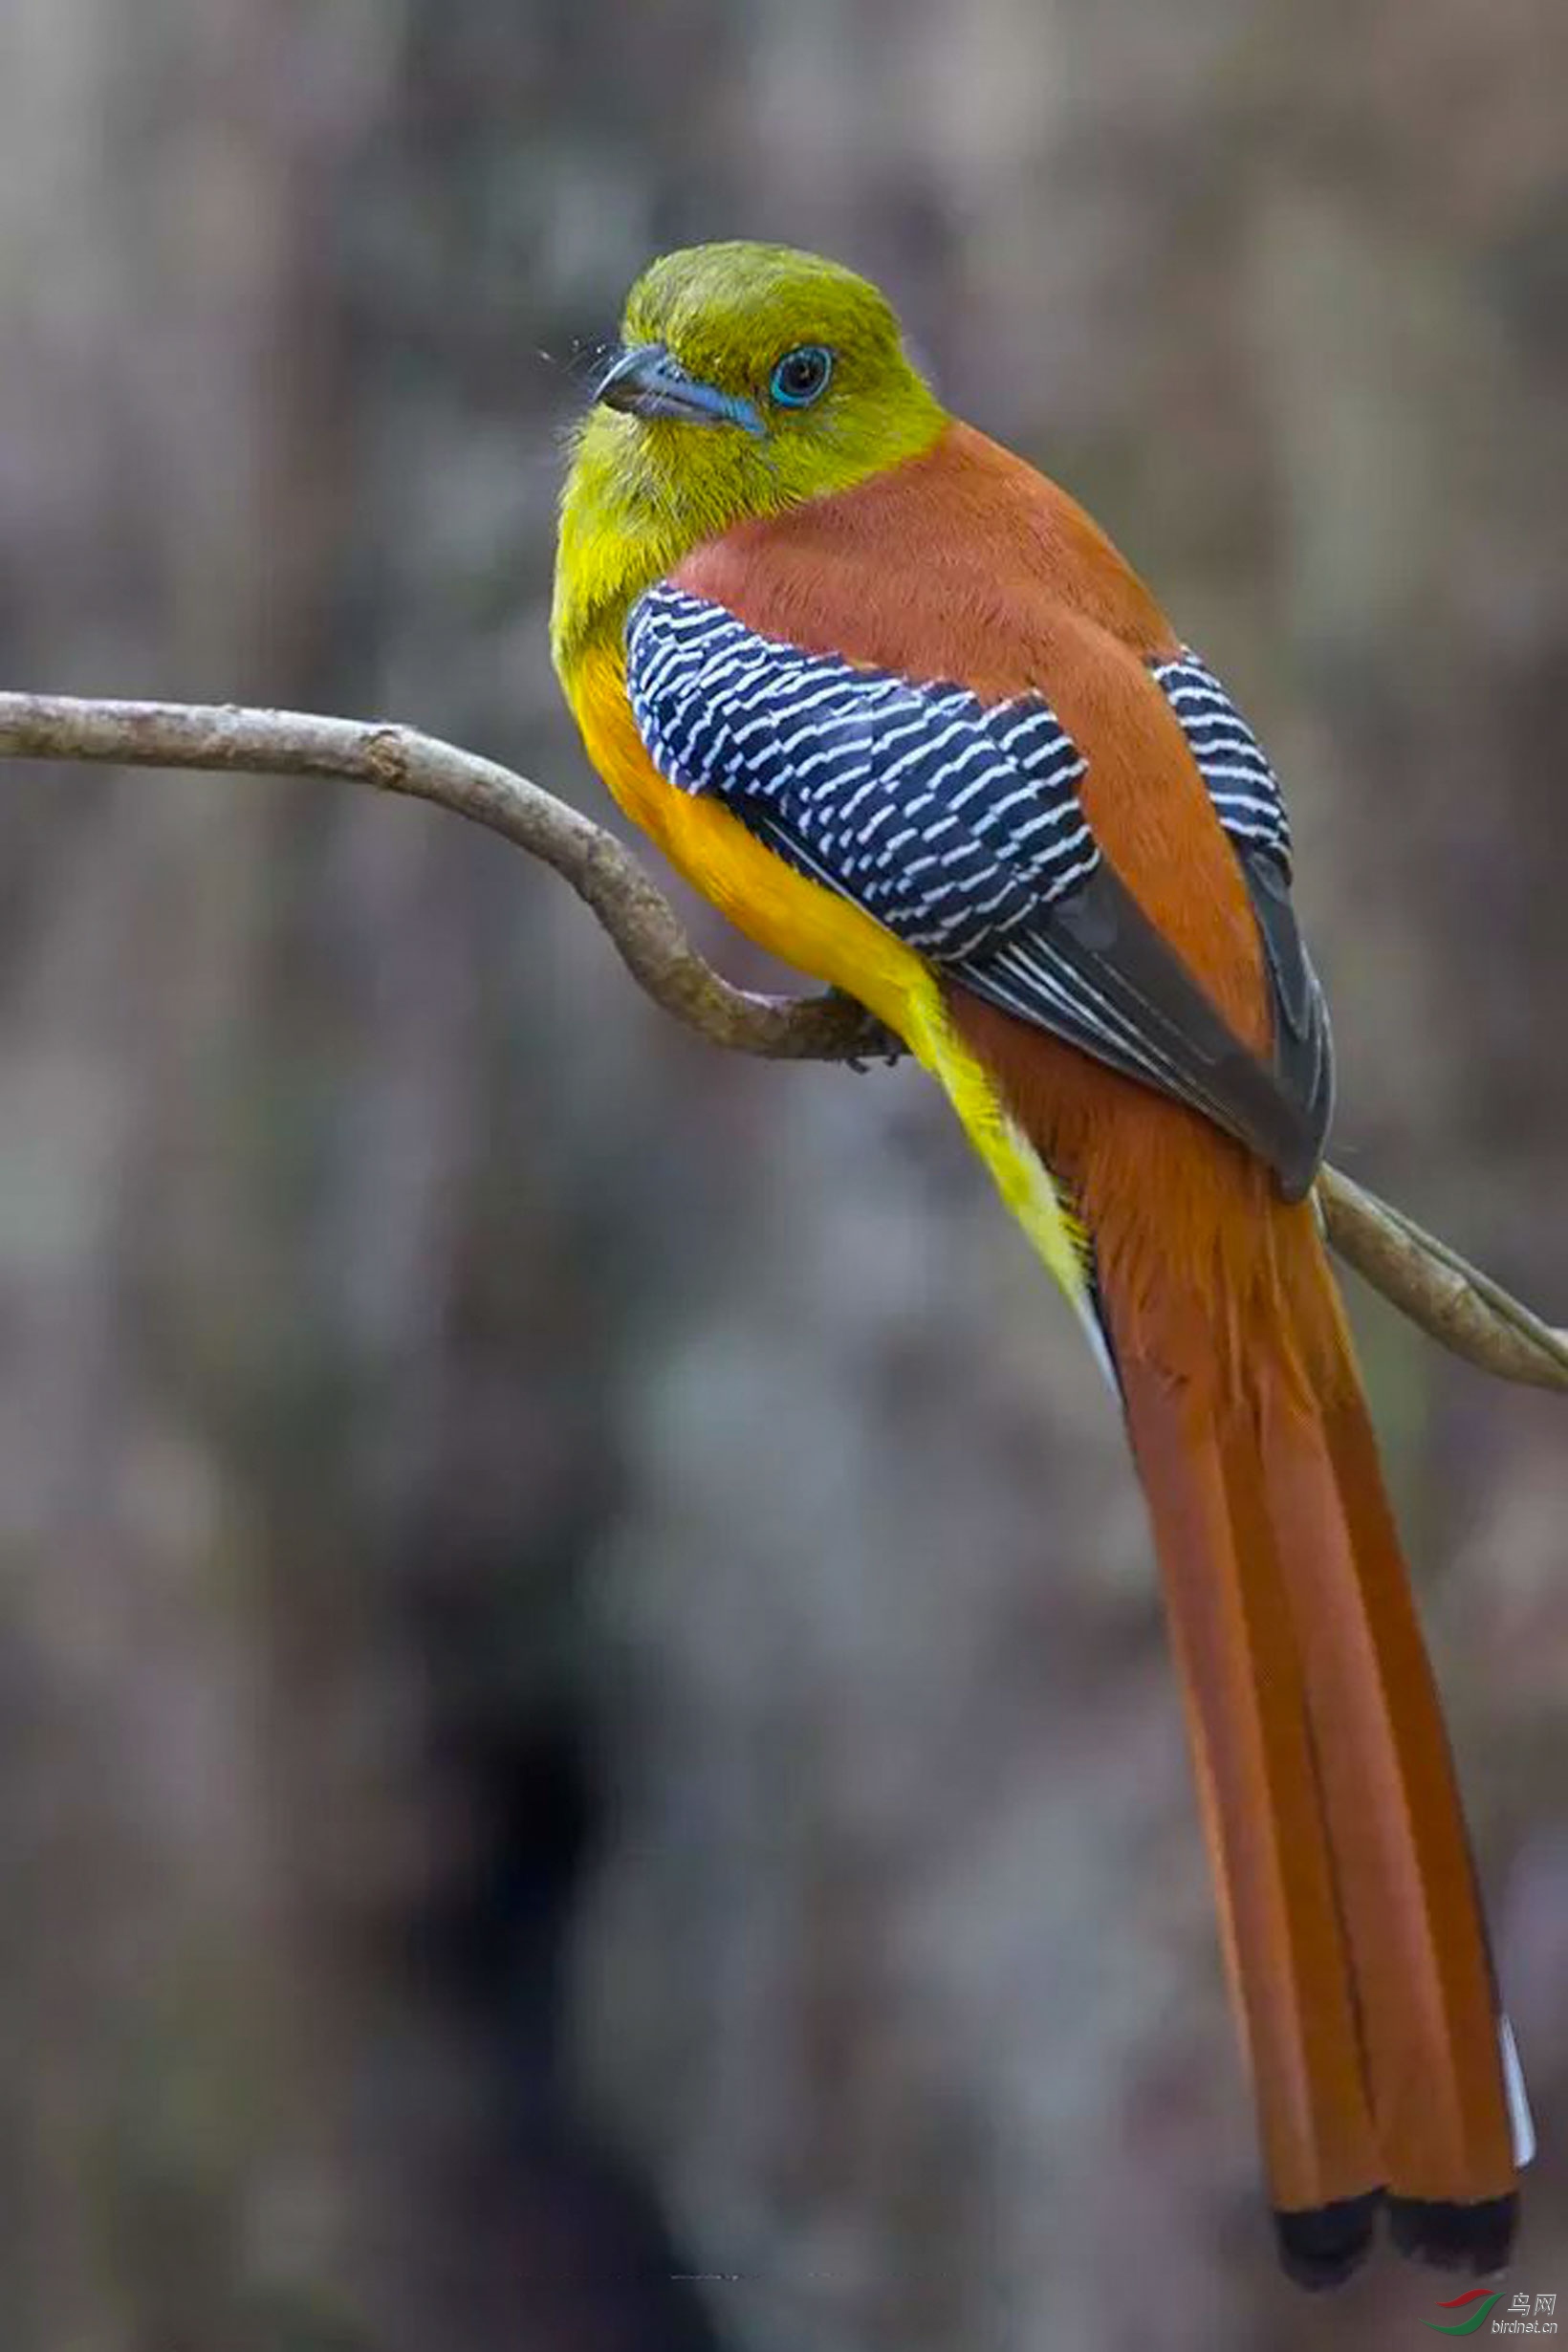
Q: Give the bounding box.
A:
[1,3,1566,2347]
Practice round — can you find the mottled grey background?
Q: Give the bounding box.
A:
[1,4,1565,2348]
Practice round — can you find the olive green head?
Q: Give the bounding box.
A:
[552,241,946,669]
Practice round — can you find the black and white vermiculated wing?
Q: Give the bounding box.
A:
[1151,647,1333,1173]
[1150,648,1293,870]
[626,586,1332,1198]
[627,587,1100,951]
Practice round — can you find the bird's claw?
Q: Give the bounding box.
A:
[824,989,903,1071]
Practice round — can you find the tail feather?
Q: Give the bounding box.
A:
[1115,1245,1521,2282]
[1120,1352,1383,2254]
[1272,1382,1518,2205]
[932,980,1522,2279]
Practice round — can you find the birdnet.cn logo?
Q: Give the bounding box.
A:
[1426,2289,1557,2335]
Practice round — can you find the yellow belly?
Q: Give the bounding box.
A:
[571,641,922,1034]
[566,639,1097,1339]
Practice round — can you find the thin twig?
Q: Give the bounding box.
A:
[1317,1165,1568,1392]
[1,689,1561,1392]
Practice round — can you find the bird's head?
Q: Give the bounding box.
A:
[552,241,946,668]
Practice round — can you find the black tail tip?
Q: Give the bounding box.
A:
[1387,2192,1518,2277]
[1275,2190,1383,2290]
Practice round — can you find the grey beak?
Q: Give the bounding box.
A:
[594,343,765,436]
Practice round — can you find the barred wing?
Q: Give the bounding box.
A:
[1150,646,1333,1177]
[627,586,1331,1198]
[628,587,1099,953]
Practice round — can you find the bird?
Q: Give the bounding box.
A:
[550,240,1532,2288]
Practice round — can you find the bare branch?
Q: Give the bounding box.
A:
[2,689,1562,1392]
[0,691,891,1061]
[1318,1165,1568,1391]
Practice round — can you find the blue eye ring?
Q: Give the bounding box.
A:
[769,344,834,408]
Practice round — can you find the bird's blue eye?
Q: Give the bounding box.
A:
[769,345,834,407]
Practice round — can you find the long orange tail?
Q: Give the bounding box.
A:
[1114,1233,1526,2285]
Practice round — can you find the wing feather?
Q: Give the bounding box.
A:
[627,585,1331,1196]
